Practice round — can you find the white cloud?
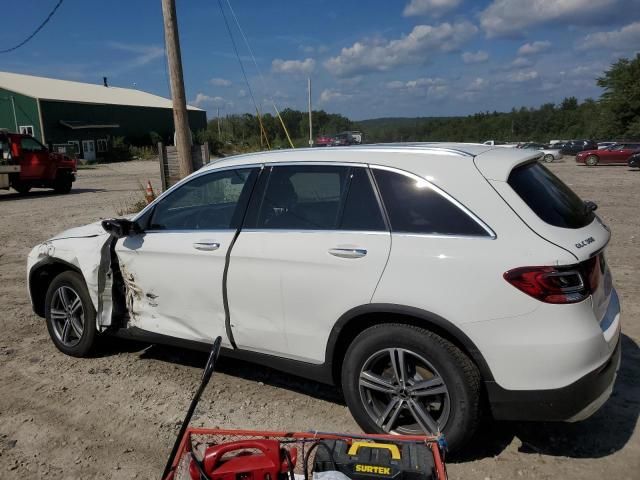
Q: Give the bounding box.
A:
[518,40,551,55]
[511,56,534,68]
[577,21,640,50]
[318,89,351,104]
[192,93,226,107]
[325,22,478,77]
[238,89,247,98]
[107,42,164,73]
[466,77,487,92]
[271,58,316,75]
[385,77,449,98]
[462,50,489,63]
[403,0,461,17]
[210,77,232,87]
[479,0,615,37]
[507,70,539,82]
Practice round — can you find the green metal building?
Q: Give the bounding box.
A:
[0,71,206,161]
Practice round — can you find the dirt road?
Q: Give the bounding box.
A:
[1,159,638,479]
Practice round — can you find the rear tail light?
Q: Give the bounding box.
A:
[504,265,589,304]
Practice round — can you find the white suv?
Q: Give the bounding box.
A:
[27,144,621,450]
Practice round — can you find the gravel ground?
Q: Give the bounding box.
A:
[0,159,638,479]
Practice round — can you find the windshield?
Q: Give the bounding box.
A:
[508,162,595,229]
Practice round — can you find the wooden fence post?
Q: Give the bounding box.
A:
[158,142,168,191]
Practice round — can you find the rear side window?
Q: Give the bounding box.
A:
[372,169,489,236]
[249,165,386,231]
[508,162,594,229]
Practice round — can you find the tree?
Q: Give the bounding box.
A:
[597,54,640,138]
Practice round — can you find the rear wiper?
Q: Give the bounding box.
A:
[584,200,598,212]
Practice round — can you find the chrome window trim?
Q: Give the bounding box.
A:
[369,164,497,239]
[262,161,368,167]
[133,163,263,221]
[139,228,238,235]
[240,229,390,235]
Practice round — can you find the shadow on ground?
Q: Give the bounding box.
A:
[453,333,639,461]
[100,333,638,461]
[0,188,106,201]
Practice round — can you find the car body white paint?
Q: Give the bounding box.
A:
[27,143,621,405]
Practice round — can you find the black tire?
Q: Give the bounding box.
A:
[12,182,31,194]
[54,175,73,194]
[543,154,554,163]
[341,324,481,452]
[44,271,97,357]
[585,155,599,166]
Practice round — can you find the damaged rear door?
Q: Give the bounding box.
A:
[115,167,259,345]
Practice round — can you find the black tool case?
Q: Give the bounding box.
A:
[313,439,436,480]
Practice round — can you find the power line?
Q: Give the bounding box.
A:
[0,0,64,54]
[216,0,270,148]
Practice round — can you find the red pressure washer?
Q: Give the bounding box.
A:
[161,337,447,480]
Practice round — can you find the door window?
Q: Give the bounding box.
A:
[250,165,385,231]
[373,168,489,236]
[340,168,386,231]
[20,137,47,152]
[149,168,256,231]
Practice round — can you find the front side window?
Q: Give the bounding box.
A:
[20,137,46,152]
[149,168,256,230]
[373,169,489,236]
[250,165,386,231]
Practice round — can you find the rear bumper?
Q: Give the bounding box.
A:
[486,334,621,421]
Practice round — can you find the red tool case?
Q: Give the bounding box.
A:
[163,428,447,480]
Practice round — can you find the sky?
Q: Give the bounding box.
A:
[1,0,639,120]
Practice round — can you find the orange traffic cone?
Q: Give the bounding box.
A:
[144,180,155,204]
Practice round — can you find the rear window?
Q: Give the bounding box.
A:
[508,162,594,229]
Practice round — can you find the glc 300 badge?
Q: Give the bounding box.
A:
[575,236,595,249]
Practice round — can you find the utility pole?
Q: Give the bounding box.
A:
[308,77,313,147]
[161,0,192,178]
[217,107,221,138]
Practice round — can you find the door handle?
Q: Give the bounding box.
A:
[328,247,367,259]
[193,241,220,251]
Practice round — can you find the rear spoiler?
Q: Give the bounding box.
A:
[473,148,543,182]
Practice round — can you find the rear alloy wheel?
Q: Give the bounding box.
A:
[585,155,599,166]
[342,324,481,451]
[45,271,96,357]
[543,154,554,163]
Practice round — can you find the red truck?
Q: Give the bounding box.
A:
[0,130,76,194]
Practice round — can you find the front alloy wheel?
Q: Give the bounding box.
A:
[359,348,450,434]
[45,271,97,357]
[50,286,85,347]
[543,154,554,163]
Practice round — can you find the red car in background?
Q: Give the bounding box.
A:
[314,135,333,147]
[576,142,640,166]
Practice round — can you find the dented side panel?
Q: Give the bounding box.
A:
[113,231,235,344]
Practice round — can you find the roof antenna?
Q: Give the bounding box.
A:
[103,76,108,87]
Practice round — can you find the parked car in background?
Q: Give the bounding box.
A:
[519,143,563,162]
[538,145,564,163]
[27,144,621,451]
[0,130,76,194]
[627,151,640,168]
[598,142,616,150]
[332,132,354,146]
[576,143,640,166]
[561,140,598,156]
[315,135,333,147]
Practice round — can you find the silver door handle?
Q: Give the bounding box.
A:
[328,248,367,259]
[193,241,220,251]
